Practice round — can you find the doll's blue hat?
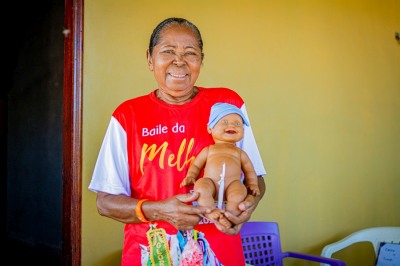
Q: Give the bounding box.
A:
[208,102,249,129]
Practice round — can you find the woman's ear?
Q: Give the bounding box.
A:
[146,49,154,71]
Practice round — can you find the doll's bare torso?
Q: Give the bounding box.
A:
[202,143,244,199]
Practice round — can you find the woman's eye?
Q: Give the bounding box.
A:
[163,50,175,55]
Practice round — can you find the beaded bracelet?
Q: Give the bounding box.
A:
[135,199,149,223]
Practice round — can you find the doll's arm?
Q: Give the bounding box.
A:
[241,150,260,196]
[180,147,209,187]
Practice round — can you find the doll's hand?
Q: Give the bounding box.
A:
[247,184,260,196]
[180,176,196,187]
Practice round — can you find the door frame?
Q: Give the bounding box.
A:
[62,0,83,265]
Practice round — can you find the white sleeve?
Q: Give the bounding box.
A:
[88,117,131,196]
[237,104,267,177]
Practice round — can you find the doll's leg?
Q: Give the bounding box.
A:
[193,177,217,209]
[194,178,230,227]
[225,180,247,217]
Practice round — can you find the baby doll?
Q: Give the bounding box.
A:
[180,102,260,228]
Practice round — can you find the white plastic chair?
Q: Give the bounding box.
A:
[320,226,400,266]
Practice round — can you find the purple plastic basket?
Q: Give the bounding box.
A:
[240,221,346,266]
[241,221,283,265]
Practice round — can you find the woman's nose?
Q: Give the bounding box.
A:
[173,53,185,66]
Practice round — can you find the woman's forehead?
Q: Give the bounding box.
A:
[158,25,199,46]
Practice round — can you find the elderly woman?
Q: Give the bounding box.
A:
[89,17,266,266]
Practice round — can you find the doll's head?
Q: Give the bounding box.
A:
[207,103,249,143]
[208,103,249,129]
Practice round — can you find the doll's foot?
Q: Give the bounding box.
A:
[217,215,232,228]
[206,209,232,228]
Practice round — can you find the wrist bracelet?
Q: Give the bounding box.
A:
[135,199,149,223]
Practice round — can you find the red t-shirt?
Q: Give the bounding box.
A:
[91,87,265,265]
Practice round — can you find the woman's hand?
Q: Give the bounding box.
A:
[149,192,211,231]
[213,194,257,235]
[96,191,210,229]
[214,176,265,235]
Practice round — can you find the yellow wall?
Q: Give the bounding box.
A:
[82,1,400,265]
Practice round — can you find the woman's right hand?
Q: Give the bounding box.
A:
[149,192,210,230]
[96,191,210,230]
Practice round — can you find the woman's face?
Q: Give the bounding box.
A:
[147,24,203,97]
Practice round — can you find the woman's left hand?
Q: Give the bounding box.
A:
[213,194,257,235]
[214,176,265,235]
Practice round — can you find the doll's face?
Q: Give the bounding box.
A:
[208,113,245,144]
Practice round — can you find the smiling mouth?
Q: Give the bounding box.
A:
[225,129,237,134]
[169,73,187,78]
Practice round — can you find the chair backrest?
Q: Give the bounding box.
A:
[240,221,284,266]
[321,227,400,259]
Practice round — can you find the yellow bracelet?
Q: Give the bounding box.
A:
[135,199,149,223]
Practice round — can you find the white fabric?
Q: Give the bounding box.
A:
[88,117,130,196]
